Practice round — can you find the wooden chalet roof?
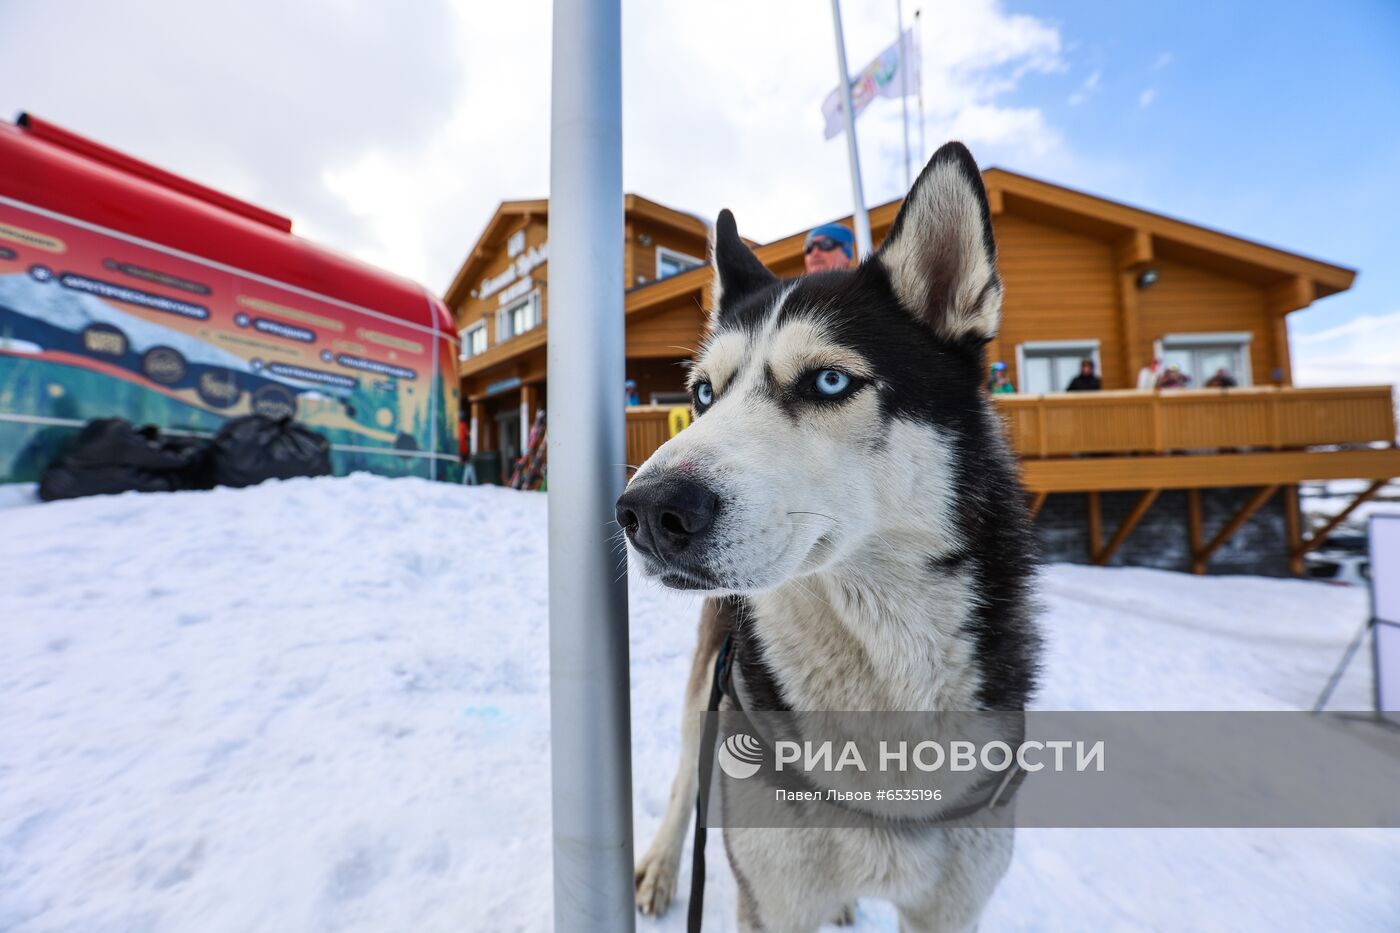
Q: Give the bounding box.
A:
[450,166,1358,350]
[443,194,712,309]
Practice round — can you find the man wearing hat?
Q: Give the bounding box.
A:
[804,223,856,273]
[987,361,1015,394]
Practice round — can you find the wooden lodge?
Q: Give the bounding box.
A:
[445,170,1398,576]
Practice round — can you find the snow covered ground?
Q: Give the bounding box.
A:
[1,475,1397,931]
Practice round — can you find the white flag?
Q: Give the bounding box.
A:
[822,28,919,140]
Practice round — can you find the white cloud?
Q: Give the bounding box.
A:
[1292,310,1400,387]
[0,0,459,283]
[0,0,1071,292]
[947,105,1061,157]
[1152,51,1174,70]
[1138,87,1157,108]
[1068,67,1101,105]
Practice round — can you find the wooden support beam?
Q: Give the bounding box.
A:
[1094,489,1161,566]
[468,400,485,456]
[1028,491,1048,520]
[1193,485,1280,570]
[1118,270,1142,388]
[1087,491,1102,562]
[1266,274,1315,315]
[1273,315,1293,387]
[1264,282,1301,384]
[1284,484,1303,575]
[1115,229,1154,269]
[986,186,1004,215]
[520,382,539,450]
[1187,489,1205,575]
[1113,229,1152,388]
[1292,479,1388,558]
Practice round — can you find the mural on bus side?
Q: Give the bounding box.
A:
[0,202,461,483]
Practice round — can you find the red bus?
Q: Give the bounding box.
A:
[0,114,461,483]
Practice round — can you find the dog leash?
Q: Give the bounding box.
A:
[687,634,734,933]
[684,633,1028,931]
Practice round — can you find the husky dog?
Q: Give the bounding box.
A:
[616,142,1040,932]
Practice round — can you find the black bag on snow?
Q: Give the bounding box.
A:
[38,418,213,502]
[210,415,331,488]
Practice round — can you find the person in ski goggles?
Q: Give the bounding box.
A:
[803,223,855,273]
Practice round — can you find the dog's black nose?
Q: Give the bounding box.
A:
[616,475,719,560]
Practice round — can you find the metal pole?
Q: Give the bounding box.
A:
[915,8,926,161]
[547,0,634,927]
[897,0,911,190]
[830,0,873,259]
[1312,617,1372,713]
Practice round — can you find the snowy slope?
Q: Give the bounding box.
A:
[0,476,1396,932]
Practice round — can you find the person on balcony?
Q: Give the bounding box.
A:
[1157,365,1191,389]
[1205,368,1238,388]
[803,224,856,273]
[988,361,1015,394]
[1066,359,1101,391]
[1137,357,1162,390]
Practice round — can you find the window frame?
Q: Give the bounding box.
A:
[495,290,542,344]
[459,321,487,360]
[1015,339,1103,395]
[1154,332,1253,387]
[655,245,705,281]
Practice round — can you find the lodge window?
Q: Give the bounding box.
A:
[459,322,487,360]
[1017,340,1102,394]
[1157,333,1252,388]
[496,291,541,343]
[656,246,704,281]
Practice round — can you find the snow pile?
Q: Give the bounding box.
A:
[0,475,1396,931]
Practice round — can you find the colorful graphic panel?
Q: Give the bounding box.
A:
[0,201,460,482]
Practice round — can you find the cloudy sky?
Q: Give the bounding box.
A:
[1,0,1396,386]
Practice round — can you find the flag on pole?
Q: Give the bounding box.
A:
[821,27,919,140]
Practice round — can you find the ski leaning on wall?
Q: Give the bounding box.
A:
[509,409,547,490]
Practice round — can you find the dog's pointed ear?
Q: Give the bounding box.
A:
[876,142,1001,343]
[709,209,777,322]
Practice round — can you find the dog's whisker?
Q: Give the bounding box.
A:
[787,510,839,524]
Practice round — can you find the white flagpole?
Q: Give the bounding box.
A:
[830,0,873,259]
[898,0,911,190]
[915,7,926,160]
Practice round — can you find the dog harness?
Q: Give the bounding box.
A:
[686,633,1028,932]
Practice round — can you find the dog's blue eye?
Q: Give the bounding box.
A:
[694,382,714,408]
[813,369,851,397]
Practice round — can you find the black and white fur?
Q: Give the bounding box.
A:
[617,142,1041,932]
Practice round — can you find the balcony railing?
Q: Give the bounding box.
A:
[624,385,1396,468]
[997,385,1395,457]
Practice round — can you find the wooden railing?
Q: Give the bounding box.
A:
[998,385,1396,457]
[626,405,676,470]
[625,386,1396,467]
